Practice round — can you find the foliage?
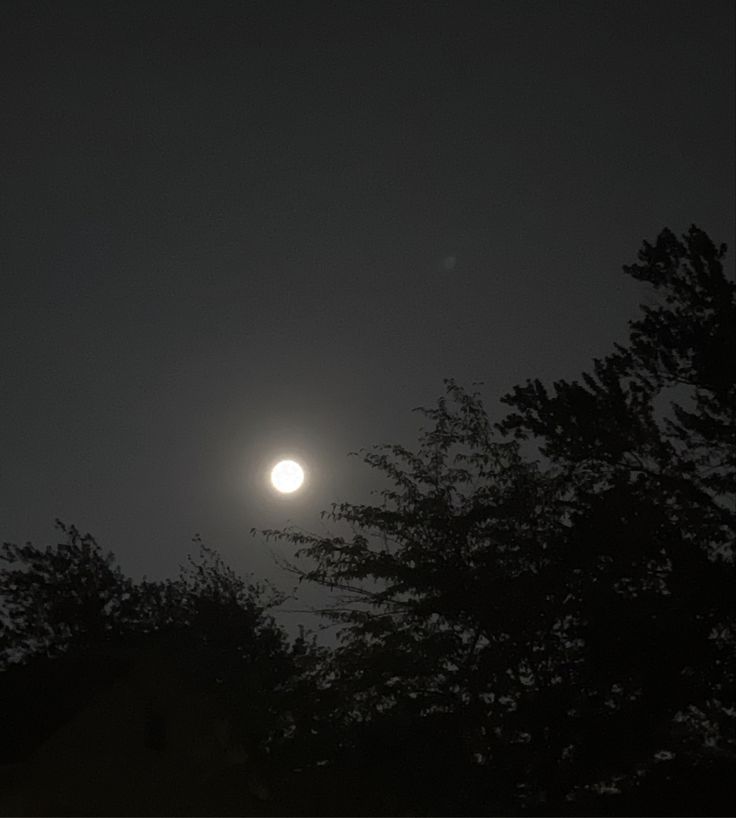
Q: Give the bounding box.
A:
[163,539,300,753]
[495,225,736,812]
[260,384,578,812]
[259,226,735,814]
[0,522,314,764]
[0,521,137,664]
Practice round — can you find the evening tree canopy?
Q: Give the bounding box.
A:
[260,226,735,815]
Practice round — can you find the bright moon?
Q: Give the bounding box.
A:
[270,459,305,494]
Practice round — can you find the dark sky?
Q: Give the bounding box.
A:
[2,1,734,600]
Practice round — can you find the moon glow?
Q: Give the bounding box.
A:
[270,459,305,494]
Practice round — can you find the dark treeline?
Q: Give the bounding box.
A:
[1,226,734,816]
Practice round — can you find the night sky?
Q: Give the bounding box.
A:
[2,0,733,607]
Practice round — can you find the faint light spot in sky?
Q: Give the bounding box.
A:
[442,255,457,272]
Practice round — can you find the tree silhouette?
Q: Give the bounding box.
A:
[260,382,578,813]
[169,539,310,760]
[0,523,314,777]
[0,521,138,664]
[496,225,736,813]
[259,226,735,815]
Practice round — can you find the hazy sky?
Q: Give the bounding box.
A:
[2,0,733,601]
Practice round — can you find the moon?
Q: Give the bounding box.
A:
[270,459,305,494]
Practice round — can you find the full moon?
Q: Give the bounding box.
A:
[270,459,305,494]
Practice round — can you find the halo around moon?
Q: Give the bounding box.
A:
[270,459,305,494]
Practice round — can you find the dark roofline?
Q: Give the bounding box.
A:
[0,627,207,763]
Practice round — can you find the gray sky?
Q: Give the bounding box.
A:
[1,0,733,605]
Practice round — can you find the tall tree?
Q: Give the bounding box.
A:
[261,382,574,813]
[497,225,735,812]
[260,226,735,815]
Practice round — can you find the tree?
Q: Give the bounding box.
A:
[497,225,736,812]
[0,520,138,665]
[259,226,735,815]
[168,538,307,759]
[261,383,576,813]
[0,522,313,769]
